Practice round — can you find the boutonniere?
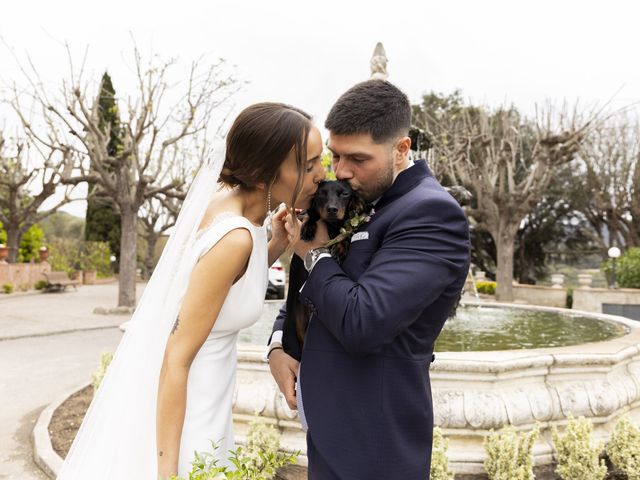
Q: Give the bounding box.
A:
[325,206,375,248]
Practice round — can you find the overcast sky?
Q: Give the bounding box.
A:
[2,0,639,217]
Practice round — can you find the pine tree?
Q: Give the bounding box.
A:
[84,72,122,266]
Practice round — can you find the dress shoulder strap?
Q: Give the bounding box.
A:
[194,215,256,261]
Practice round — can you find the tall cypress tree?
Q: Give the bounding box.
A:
[84,72,122,265]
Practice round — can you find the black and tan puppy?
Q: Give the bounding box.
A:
[282,180,367,361]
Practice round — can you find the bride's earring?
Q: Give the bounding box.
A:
[266,186,273,234]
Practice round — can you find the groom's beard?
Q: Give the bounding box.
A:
[357,162,394,204]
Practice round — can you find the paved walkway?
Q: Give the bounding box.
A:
[0,284,141,479]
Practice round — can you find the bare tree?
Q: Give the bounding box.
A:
[0,132,78,262]
[439,106,587,301]
[138,194,182,280]
[574,113,640,254]
[11,45,238,306]
[411,89,469,183]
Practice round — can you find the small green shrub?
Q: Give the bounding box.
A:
[48,239,81,276]
[18,224,45,263]
[0,221,7,245]
[91,351,113,392]
[565,287,573,309]
[48,239,111,277]
[617,248,640,289]
[169,416,298,479]
[34,280,48,290]
[476,281,497,295]
[552,415,606,480]
[606,415,640,480]
[430,427,454,480]
[3,283,14,294]
[603,248,640,289]
[80,241,112,277]
[484,425,539,480]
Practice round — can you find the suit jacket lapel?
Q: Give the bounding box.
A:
[374,159,432,211]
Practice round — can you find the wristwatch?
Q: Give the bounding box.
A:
[303,247,330,272]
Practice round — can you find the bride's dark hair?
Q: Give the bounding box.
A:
[220,102,312,210]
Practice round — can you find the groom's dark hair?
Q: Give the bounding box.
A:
[325,79,411,143]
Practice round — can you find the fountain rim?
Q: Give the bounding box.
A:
[238,301,640,373]
[459,299,638,330]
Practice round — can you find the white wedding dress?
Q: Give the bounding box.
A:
[58,212,268,479]
[178,213,268,475]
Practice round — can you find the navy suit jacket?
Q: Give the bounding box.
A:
[272,160,470,479]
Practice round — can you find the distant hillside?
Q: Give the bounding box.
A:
[40,212,85,241]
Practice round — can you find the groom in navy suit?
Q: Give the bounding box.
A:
[268,80,470,479]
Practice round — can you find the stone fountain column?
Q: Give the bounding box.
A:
[370,42,388,80]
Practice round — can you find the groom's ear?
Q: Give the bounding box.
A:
[394,136,411,161]
[393,136,411,166]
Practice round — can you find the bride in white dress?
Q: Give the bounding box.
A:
[58,102,325,479]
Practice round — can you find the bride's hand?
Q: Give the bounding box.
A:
[284,211,305,246]
[270,205,289,247]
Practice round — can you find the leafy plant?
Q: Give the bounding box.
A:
[0,221,6,244]
[603,248,640,289]
[47,239,112,277]
[18,224,45,262]
[606,415,640,480]
[34,279,48,290]
[552,415,606,480]
[48,239,82,275]
[476,281,497,295]
[80,241,112,277]
[565,287,573,309]
[169,417,298,480]
[3,283,14,294]
[484,425,539,480]
[0,222,46,262]
[430,427,454,480]
[91,351,113,392]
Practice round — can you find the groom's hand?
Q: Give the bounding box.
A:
[268,347,299,410]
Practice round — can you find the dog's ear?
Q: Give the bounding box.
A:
[306,198,321,222]
[300,220,318,242]
[348,189,367,214]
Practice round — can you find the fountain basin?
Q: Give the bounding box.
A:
[232,302,640,476]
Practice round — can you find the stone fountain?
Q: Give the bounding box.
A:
[232,302,640,477]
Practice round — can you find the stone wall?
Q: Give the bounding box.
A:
[574,286,640,313]
[0,262,52,291]
[512,283,567,308]
[465,281,568,308]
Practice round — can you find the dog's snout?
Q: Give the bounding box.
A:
[326,206,339,214]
